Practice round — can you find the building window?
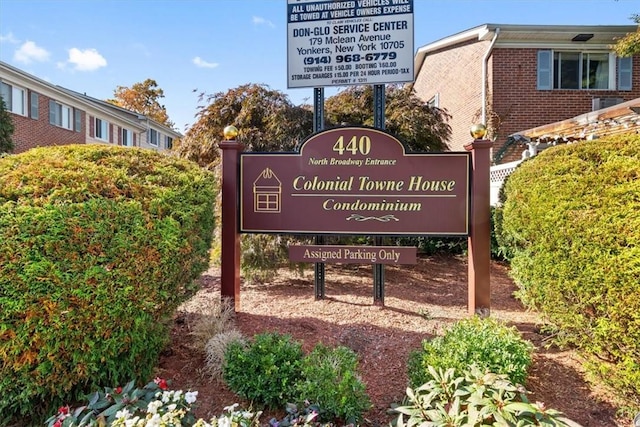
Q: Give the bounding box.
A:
[49,100,73,130]
[122,128,133,146]
[149,129,159,146]
[95,118,109,141]
[538,50,617,90]
[0,82,27,116]
[166,136,173,150]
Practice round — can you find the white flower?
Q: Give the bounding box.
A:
[218,416,232,427]
[223,403,239,412]
[146,413,162,427]
[115,408,131,419]
[166,403,177,412]
[172,389,183,401]
[147,400,163,414]
[161,390,172,403]
[124,416,142,427]
[185,391,198,404]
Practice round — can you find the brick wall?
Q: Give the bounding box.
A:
[10,91,85,153]
[413,39,489,151]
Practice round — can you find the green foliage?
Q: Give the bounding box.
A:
[393,365,568,427]
[44,379,198,427]
[0,97,15,153]
[498,134,640,402]
[223,332,304,409]
[408,317,533,388]
[611,14,640,57]
[0,145,216,422]
[295,344,371,424]
[240,234,300,283]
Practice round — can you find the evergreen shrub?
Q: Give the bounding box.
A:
[407,316,533,388]
[295,344,371,424]
[223,332,304,409]
[497,134,640,401]
[0,145,216,422]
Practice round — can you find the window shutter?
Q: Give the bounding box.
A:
[618,56,632,91]
[74,109,82,132]
[30,92,39,119]
[89,115,95,137]
[109,124,114,143]
[537,50,552,90]
[49,99,57,124]
[133,133,137,147]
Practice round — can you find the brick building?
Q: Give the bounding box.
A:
[0,61,181,154]
[410,24,640,163]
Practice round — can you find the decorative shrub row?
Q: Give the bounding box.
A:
[496,133,640,401]
[407,316,533,388]
[0,145,217,422]
[223,332,371,424]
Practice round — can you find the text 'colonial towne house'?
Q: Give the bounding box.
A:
[410,24,640,164]
[0,61,181,154]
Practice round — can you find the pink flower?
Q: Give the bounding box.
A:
[115,386,122,394]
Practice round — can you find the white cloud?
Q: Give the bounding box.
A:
[0,32,19,44]
[14,40,50,64]
[67,47,107,71]
[252,16,275,28]
[192,56,218,69]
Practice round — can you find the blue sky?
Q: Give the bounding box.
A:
[0,0,637,132]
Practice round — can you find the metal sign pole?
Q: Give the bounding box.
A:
[313,87,326,299]
[373,84,385,305]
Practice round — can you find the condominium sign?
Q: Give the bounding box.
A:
[287,0,414,88]
[240,127,470,235]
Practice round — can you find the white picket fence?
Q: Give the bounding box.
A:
[489,160,523,206]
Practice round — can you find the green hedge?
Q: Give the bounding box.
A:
[497,134,640,402]
[0,145,216,422]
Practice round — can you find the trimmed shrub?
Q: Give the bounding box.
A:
[0,145,216,422]
[497,134,640,401]
[223,332,304,409]
[295,344,371,424]
[408,316,533,388]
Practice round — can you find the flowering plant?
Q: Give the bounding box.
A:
[45,378,198,427]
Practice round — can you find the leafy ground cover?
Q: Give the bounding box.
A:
[157,255,635,427]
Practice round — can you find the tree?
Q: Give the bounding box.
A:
[324,85,451,151]
[0,97,15,154]
[612,14,640,57]
[176,83,451,169]
[174,83,313,169]
[107,79,174,128]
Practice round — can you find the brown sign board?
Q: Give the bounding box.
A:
[289,245,417,265]
[240,127,470,235]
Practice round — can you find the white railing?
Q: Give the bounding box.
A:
[490,160,522,206]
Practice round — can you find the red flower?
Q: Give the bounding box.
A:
[53,421,62,427]
[154,377,168,390]
[115,386,122,394]
[58,405,70,414]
